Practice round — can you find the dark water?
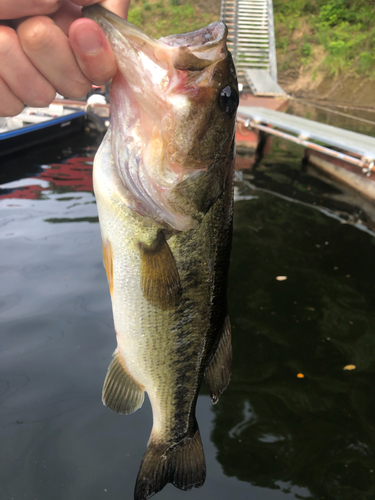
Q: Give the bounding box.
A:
[1,127,375,500]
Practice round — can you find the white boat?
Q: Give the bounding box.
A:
[0,104,86,156]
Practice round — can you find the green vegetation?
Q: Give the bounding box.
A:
[128,0,215,39]
[127,0,375,86]
[274,0,375,78]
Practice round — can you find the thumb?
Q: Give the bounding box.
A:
[69,18,117,85]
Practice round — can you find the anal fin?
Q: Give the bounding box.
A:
[139,230,182,310]
[205,315,232,404]
[102,349,144,414]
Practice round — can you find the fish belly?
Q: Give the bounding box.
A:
[94,131,213,437]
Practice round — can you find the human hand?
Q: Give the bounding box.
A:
[0,0,130,117]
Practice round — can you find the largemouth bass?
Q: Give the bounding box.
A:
[83,5,238,499]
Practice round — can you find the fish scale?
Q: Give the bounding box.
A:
[84,5,238,499]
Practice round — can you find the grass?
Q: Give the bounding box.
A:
[127,0,216,38]
[273,0,375,78]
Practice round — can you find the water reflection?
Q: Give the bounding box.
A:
[211,143,375,499]
[1,129,375,500]
[0,157,94,200]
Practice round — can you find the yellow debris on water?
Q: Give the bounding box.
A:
[343,364,356,371]
[297,373,305,378]
[276,276,287,281]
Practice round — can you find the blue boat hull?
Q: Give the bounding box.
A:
[0,111,86,156]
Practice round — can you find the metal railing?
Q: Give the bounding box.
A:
[237,108,375,173]
[221,0,278,84]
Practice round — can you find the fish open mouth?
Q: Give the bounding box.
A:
[84,5,234,231]
[83,5,227,71]
[160,23,228,71]
[161,23,227,49]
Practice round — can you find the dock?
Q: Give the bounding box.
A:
[237,106,375,172]
[221,0,285,96]
[221,0,375,198]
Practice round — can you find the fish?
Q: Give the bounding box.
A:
[83,5,238,499]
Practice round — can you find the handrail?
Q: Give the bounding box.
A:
[237,111,375,174]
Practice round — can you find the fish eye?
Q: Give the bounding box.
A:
[219,85,239,116]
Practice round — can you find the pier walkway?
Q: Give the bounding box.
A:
[221,0,285,96]
[237,106,375,171]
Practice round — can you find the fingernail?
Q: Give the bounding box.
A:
[76,26,102,54]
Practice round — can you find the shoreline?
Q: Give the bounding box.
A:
[279,75,375,111]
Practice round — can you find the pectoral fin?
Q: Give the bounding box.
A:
[140,230,182,310]
[205,315,232,404]
[102,349,144,414]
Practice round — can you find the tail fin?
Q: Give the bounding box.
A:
[134,425,206,500]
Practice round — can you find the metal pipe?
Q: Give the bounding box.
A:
[267,0,277,82]
[237,113,375,172]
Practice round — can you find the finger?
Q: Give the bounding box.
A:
[1,0,63,20]
[69,18,116,85]
[0,77,25,117]
[17,16,92,99]
[50,0,82,35]
[0,25,56,108]
[70,0,131,18]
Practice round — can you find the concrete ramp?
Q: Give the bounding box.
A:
[245,69,286,96]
